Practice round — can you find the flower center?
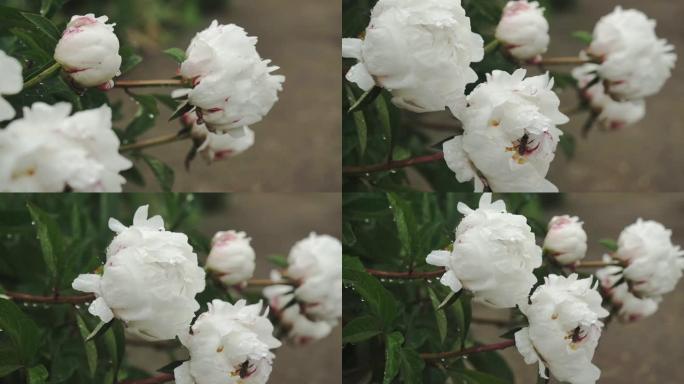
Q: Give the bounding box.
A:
[565,326,588,349]
[232,360,257,379]
[505,134,540,164]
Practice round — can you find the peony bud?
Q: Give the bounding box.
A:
[72,205,206,340]
[179,21,284,137]
[515,274,608,384]
[54,14,122,89]
[206,230,256,286]
[543,215,588,265]
[426,193,542,308]
[0,50,22,122]
[495,1,550,61]
[174,300,280,384]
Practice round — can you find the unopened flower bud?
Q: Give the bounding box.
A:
[543,215,588,265]
[206,230,256,285]
[495,1,550,61]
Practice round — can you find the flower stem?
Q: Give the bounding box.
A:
[420,339,515,360]
[574,260,621,268]
[4,290,95,304]
[365,268,445,279]
[246,278,293,287]
[115,79,184,88]
[343,152,445,175]
[536,56,591,66]
[120,133,191,152]
[119,373,174,384]
[484,39,500,54]
[22,62,62,90]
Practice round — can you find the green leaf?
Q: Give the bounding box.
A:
[27,365,48,384]
[572,30,593,45]
[344,84,368,157]
[124,94,159,140]
[461,295,472,349]
[120,46,143,74]
[427,287,447,343]
[163,47,187,63]
[0,299,41,365]
[153,94,181,111]
[386,192,417,263]
[86,320,113,342]
[383,332,404,384]
[343,269,399,328]
[169,102,193,121]
[157,360,187,374]
[142,155,175,192]
[468,349,515,383]
[21,12,60,43]
[342,255,365,272]
[399,347,425,383]
[558,132,576,159]
[75,314,98,377]
[348,85,382,113]
[40,0,54,16]
[266,254,288,268]
[27,202,64,286]
[375,92,392,144]
[599,238,618,252]
[342,315,382,344]
[438,290,463,311]
[0,364,21,378]
[499,327,522,340]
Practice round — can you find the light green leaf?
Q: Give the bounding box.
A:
[27,202,63,286]
[344,84,368,157]
[267,254,288,268]
[27,365,48,384]
[85,320,112,342]
[599,238,618,252]
[163,47,187,63]
[572,30,593,45]
[348,85,382,113]
[383,332,404,384]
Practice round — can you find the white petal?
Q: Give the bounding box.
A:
[0,97,15,122]
[132,205,149,225]
[342,38,363,59]
[107,218,126,233]
[173,361,195,384]
[425,250,451,267]
[72,274,102,294]
[346,63,375,91]
[439,271,462,293]
[88,297,114,323]
[171,88,191,99]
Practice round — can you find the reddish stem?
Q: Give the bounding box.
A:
[343,152,445,175]
[365,268,445,279]
[536,56,591,66]
[4,290,95,304]
[115,79,184,88]
[119,373,174,384]
[419,339,515,360]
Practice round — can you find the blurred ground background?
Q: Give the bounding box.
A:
[118,0,341,192]
[125,193,342,383]
[473,194,684,383]
[407,0,684,192]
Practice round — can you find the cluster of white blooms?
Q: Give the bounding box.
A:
[0,50,22,121]
[72,205,206,340]
[54,14,122,90]
[442,69,568,192]
[178,21,285,138]
[206,230,256,286]
[543,215,588,265]
[263,233,342,344]
[586,7,676,101]
[0,103,132,192]
[595,259,659,323]
[495,1,549,61]
[174,300,281,384]
[342,0,484,116]
[515,274,608,384]
[426,193,541,308]
[572,64,645,130]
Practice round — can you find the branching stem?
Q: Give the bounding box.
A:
[22,62,61,90]
[536,56,591,66]
[365,268,445,279]
[4,290,95,304]
[115,79,184,88]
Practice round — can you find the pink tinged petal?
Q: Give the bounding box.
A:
[72,274,102,294]
[88,297,114,323]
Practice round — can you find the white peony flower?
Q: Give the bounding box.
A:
[54,14,122,89]
[174,299,281,384]
[262,233,342,343]
[206,230,256,286]
[587,7,676,100]
[442,69,568,192]
[515,274,608,384]
[613,219,684,299]
[179,21,284,137]
[72,205,206,340]
[543,215,588,265]
[495,1,549,61]
[426,193,542,308]
[0,50,22,121]
[191,123,255,163]
[342,0,484,116]
[595,262,659,323]
[0,103,132,192]
[572,64,645,130]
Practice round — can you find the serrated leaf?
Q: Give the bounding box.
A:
[141,154,175,192]
[86,320,113,341]
[427,287,447,343]
[164,47,187,63]
[348,85,382,113]
[572,30,593,45]
[599,238,618,252]
[343,315,382,344]
[75,314,98,377]
[383,332,404,384]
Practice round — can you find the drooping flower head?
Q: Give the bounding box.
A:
[0,103,132,192]
[342,0,484,116]
[495,1,550,61]
[595,260,659,323]
[206,230,256,285]
[0,50,22,121]
[443,69,568,192]
[174,300,281,384]
[54,14,122,89]
[515,274,608,384]
[72,205,206,340]
[426,193,542,308]
[179,21,285,137]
